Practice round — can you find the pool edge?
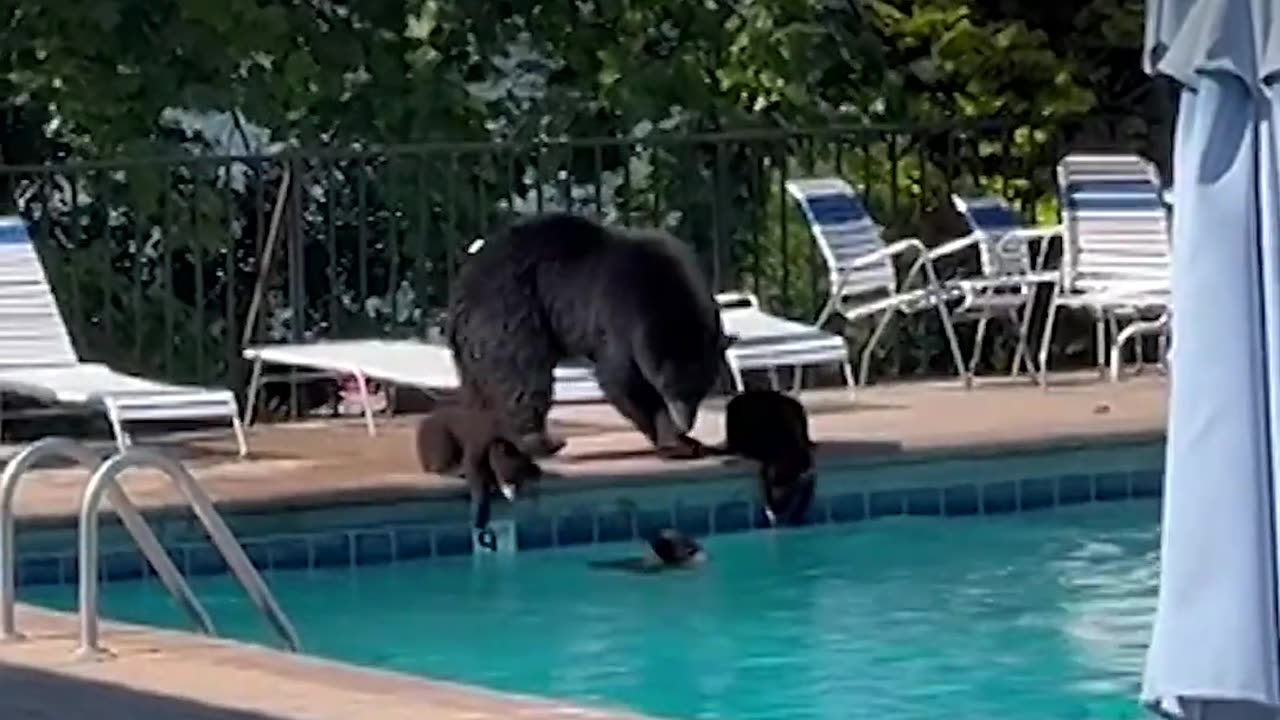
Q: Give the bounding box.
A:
[0,602,661,720]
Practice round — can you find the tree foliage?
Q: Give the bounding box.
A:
[0,0,1161,396]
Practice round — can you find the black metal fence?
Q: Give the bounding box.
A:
[0,117,1163,412]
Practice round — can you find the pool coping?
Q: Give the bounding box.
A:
[0,603,659,720]
[12,426,1166,530]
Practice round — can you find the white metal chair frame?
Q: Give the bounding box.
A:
[944,194,1064,379]
[786,178,973,389]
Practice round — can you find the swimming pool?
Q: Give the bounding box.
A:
[24,497,1159,720]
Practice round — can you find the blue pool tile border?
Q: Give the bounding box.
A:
[12,446,1166,588]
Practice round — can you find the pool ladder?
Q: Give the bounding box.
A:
[0,438,301,658]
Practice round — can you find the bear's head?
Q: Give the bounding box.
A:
[486,437,543,501]
[647,528,706,566]
[761,461,817,526]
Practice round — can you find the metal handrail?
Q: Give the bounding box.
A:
[0,437,213,642]
[77,446,301,658]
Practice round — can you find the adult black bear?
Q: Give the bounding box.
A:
[447,212,733,460]
[414,406,543,530]
[721,389,818,526]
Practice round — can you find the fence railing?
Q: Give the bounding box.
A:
[0,116,1163,418]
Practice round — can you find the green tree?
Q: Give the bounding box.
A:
[0,0,1164,392]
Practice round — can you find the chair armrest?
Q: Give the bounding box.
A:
[925,233,982,261]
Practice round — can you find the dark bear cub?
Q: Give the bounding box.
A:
[414,406,543,530]
[720,389,818,526]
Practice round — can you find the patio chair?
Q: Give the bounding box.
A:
[0,216,248,456]
[1037,153,1172,386]
[784,177,970,387]
[715,291,854,395]
[946,194,1063,378]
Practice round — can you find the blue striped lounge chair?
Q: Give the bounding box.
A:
[784,177,970,388]
[1038,153,1172,386]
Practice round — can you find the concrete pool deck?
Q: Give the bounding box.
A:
[5,370,1167,526]
[0,371,1168,719]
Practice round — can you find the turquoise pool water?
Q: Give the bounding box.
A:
[25,499,1160,720]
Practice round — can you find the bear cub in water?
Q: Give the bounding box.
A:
[414,406,543,530]
[720,389,817,526]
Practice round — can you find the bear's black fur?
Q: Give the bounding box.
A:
[414,406,543,530]
[447,212,733,460]
[721,389,818,526]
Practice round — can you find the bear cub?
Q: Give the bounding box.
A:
[720,389,818,526]
[414,406,543,530]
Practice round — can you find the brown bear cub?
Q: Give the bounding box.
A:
[719,389,818,526]
[414,406,543,530]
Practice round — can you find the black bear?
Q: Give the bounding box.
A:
[414,406,543,530]
[720,389,818,526]
[447,212,733,460]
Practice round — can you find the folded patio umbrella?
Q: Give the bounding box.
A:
[1142,1,1280,719]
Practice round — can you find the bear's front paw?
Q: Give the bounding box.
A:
[656,434,708,460]
[517,432,567,458]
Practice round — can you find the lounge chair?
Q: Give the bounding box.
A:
[1037,153,1172,386]
[946,194,1063,378]
[242,292,856,433]
[241,339,603,435]
[784,177,971,387]
[0,216,248,456]
[715,291,854,394]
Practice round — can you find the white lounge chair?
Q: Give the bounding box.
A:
[0,216,248,456]
[715,291,854,394]
[946,194,1063,378]
[242,291,858,432]
[1037,153,1173,386]
[784,177,970,387]
[241,339,604,435]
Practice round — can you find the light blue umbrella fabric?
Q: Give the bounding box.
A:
[1142,1,1280,718]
